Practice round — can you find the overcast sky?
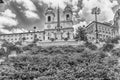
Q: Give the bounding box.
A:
[0,0,119,34]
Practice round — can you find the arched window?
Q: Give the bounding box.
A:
[66,14,70,20]
[48,16,51,22]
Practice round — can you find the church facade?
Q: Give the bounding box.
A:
[0,5,75,43]
[0,5,120,43]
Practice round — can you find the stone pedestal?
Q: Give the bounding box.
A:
[56,32,62,40]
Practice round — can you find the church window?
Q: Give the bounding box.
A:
[48,16,51,22]
[66,14,70,20]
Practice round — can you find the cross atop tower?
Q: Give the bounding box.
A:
[47,0,52,8]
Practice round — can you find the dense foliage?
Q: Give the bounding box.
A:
[74,27,87,41]
[0,40,120,80]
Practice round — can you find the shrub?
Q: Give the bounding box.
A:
[1,45,120,80]
[23,45,31,51]
[112,48,120,57]
[102,43,114,52]
[64,38,68,41]
[50,38,55,42]
[106,36,120,44]
[75,45,85,53]
[84,41,97,50]
[31,46,39,54]
[0,48,6,57]
[111,36,120,44]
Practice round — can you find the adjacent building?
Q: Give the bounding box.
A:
[86,9,120,42]
[86,21,115,42]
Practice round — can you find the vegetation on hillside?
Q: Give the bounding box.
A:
[0,29,120,80]
[0,38,120,80]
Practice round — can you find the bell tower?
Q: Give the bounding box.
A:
[63,4,73,21]
[63,4,73,28]
[45,5,55,29]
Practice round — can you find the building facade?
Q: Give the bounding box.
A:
[86,21,114,42]
[0,5,75,43]
[86,9,120,42]
[86,21,118,42]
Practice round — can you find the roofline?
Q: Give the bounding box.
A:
[45,20,73,24]
[44,27,74,31]
[0,27,74,36]
[86,21,94,28]
[0,31,44,36]
[86,21,113,28]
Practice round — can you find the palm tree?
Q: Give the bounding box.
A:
[91,7,101,43]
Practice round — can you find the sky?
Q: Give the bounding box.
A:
[0,0,119,34]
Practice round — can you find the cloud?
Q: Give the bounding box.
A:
[0,28,12,34]
[0,8,18,29]
[80,0,118,23]
[39,0,67,9]
[15,0,36,11]
[11,28,28,33]
[14,0,39,19]
[24,10,39,19]
[0,16,18,27]
[1,9,16,18]
[0,9,17,28]
[0,9,18,34]
[0,28,28,34]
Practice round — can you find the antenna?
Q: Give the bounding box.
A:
[66,0,69,5]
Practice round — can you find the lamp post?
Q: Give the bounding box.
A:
[92,7,101,43]
[33,26,36,43]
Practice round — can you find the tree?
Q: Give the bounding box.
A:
[106,36,120,44]
[0,48,6,57]
[15,41,22,45]
[102,43,114,52]
[74,27,87,41]
[64,37,68,41]
[84,41,97,50]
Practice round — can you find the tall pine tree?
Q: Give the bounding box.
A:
[74,27,87,41]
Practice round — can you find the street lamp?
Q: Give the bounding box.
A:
[33,26,36,42]
[92,7,101,43]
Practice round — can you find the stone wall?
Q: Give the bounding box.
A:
[37,41,79,46]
